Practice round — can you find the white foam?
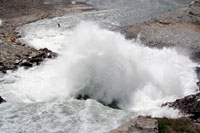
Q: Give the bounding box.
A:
[0,19,2,26]
[18,27,73,53]
[2,22,198,118]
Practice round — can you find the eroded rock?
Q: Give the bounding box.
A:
[0,0,94,74]
[162,93,200,121]
[109,116,158,133]
[0,41,57,73]
[75,94,120,109]
[121,0,200,53]
[0,96,6,104]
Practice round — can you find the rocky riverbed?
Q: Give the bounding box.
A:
[112,0,200,132]
[122,0,200,53]
[0,0,94,74]
[109,116,200,133]
[109,116,159,133]
[162,92,200,122]
[1,0,200,133]
[0,0,94,103]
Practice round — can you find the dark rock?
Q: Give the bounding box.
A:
[0,62,7,73]
[109,116,158,133]
[39,48,57,58]
[75,94,120,109]
[162,93,200,121]
[0,61,4,66]
[189,11,195,16]
[102,99,120,109]
[190,52,200,63]
[76,94,90,100]
[0,66,7,74]
[21,61,33,67]
[29,57,43,63]
[0,37,57,73]
[0,96,6,104]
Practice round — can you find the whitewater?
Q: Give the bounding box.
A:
[0,0,198,132]
[0,21,198,132]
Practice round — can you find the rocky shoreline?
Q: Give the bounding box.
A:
[112,0,200,132]
[122,0,200,53]
[109,116,200,133]
[0,0,200,132]
[0,0,95,74]
[109,116,159,133]
[0,28,57,73]
[162,92,200,122]
[0,0,94,102]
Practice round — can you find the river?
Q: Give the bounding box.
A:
[0,0,197,133]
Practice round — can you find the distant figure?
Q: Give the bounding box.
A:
[57,23,61,28]
[197,81,200,92]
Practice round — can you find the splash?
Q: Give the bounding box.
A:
[0,19,2,26]
[2,22,198,117]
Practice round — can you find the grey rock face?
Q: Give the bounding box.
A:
[122,0,200,53]
[109,116,158,133]
[0,0,51,19]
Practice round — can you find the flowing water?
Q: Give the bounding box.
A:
[0,0,197,133]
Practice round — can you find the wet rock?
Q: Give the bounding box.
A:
[75,94,120,109]
[162,93,200,121]
[109,116,158,133]
[29,57,43,64]
[0,96,6,104]
[0,0,93,74]
[0,62,6,73]
[106,99,120,109]
[18,48,57,68]
[39,48,57,58]
[76,94,90,100]
[190,52,200,63]
[0,67,7,73]
[21,61,33,67]
[0,61,4,66]
[0,40,57,73]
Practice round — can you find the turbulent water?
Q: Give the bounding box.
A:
[0,19,2,26]
[0,0,197,133]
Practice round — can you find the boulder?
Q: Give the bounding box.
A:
[75,94,120,109]
[109,116,158,133]
[162,93,200,121]
[0,96,6,104]
[0,39,57,72]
